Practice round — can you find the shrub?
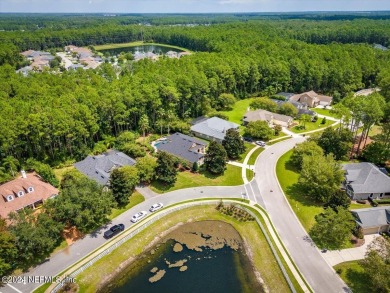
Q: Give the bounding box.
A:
[336,268,343,275]
[373,199,390,205]
[356,200,367,204]
[321,117,327,124]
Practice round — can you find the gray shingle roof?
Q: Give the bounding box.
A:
[74,150,136,185]
[343,163,390,194]
[352,207,390,228]
[156,133,207,164]
[243,109,293,124]
[190,117,240,141]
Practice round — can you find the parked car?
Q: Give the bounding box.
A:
[131,211,147,223]
[243,136,253,142]
[103,224,125,239]
[255,141,266,147]
[149,203,164,212]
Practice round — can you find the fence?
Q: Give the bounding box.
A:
[51,200,295,293]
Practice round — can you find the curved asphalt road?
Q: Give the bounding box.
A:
[247,137,349,293]
[1,186,245,293]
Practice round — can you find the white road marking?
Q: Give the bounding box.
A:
[7,284,23,293]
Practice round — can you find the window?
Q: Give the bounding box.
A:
[380,193,384,198]
[17,191,24,197]
[28,186,34,193]
[6,195,14,202]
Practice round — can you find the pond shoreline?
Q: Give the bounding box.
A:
[96,220,265,292]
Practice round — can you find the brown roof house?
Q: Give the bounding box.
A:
[243,109,293,128]
[0,171,59,219]
[289,91,333,108]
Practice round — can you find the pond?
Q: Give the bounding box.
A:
[98,44,184,57]
[99,221,264,293]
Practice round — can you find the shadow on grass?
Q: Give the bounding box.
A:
[284,159,324,208]
[345,268,370,293]
[150,180,174,192]
[202,169,221,180]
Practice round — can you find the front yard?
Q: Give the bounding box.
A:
[150,164,243,193]
[313,108,338,118]
[333,261,370,293]
[276,150,324,231]
[290,118,334,133]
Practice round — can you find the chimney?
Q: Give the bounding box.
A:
[21,170,27,179]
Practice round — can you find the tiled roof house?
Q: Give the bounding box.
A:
[0,171,58,219]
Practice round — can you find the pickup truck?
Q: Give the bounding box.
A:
[103,224,125,239]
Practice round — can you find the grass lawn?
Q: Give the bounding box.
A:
[76,205,291,293]
[313,108,338,118]
[219,98,255,125]
[349,202,372,210]
[53,166,75,182]
[247,147,264,166]
[276,150,323,231]
[93,41,191,52]
[246,168,254,181]
[109,192,145,220]
[268,136,293,145]
[368,125,382,137]
[237,142,256,163]
[333,261,370,293]
[150,164,243,193]
[290,118,334,133]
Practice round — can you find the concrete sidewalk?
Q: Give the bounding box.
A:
[322,234,378,266]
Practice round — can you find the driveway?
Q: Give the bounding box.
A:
[252,137,349,293]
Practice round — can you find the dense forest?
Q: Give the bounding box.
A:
[0,14,390,175]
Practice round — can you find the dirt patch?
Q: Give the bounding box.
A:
[163,220,242,251]
[179,266,188,272]
[62,226,83,246]
[351,236,365,248]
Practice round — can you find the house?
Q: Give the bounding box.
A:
[20,50,55,71]
[74,150,136,186]
[351,207,390,235]
[190,117,240,143]
[0,171,58,219]
[270,99,316,118]
[342,162,390,200]
[243,109,293,128]
[289,91,333,108]
[155,133,207,166]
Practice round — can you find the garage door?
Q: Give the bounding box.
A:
[363,227,379,235]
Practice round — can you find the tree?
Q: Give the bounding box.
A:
[222,128,245,159]
[245,120,273,140]
[9,211,64,269]
[324,189,351,211]
[299,154,344,203]
[110,166,139,206]
[155,151,177,185]
[0,217,17,277]
[2,156,19,177]
[360,237,390,292]
[278,103,298,117]
[290,141,324,170]
[46,174,115,233]
[25,159,59,187]
[317,127,353,161]
[192,161,199,172]
[274,124,282,136]
[362,142,390,166]
[214,93,236,111]
[299,114,311,129]
[309,207,355,250]
[136,156,157,183]
[250,97,278,112]
[139,114,149,141]
[204,141,227,175]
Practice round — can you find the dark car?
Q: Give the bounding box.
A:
[103,224,125,239]
[243,136,253,142]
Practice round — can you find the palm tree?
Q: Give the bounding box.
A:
[2,156,19,177]
[139,114,149,141]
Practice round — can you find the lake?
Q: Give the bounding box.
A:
[98,44,184,56]
[99,221,264,293]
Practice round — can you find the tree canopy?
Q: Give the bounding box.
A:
[110,166,139,206]
[222,128,245,160]
[204,141,227,175]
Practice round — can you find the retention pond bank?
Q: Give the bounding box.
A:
[99,220,264,293]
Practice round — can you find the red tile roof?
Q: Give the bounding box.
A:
[0,172,58,219]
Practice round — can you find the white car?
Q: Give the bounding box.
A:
[255,141,266,147]
[131,211,147,223]
[149,203,164,212]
